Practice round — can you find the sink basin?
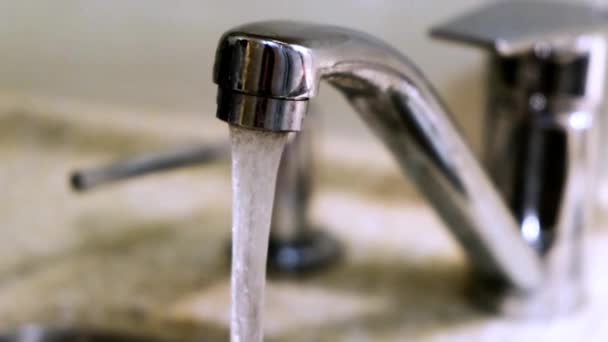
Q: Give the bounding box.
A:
[3,95,608,341]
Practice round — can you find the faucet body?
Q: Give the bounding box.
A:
[214,21,543,291]
[213,17,606,316]
[477,41,605,313]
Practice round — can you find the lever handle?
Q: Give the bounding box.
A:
[70,144,229,191]
[431,2,608,56]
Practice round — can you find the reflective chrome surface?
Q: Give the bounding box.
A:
[478,36,607,315]
[213,0,608,316]
[431,1,608,56]
[213,21,544,292]
[216,89,308,132]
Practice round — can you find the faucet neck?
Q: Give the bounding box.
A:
[214,21,544,292]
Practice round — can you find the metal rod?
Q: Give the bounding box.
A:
[70,144,229,191]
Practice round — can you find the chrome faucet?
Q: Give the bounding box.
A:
[212,2,608,316]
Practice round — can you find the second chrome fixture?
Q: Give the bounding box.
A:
[70,122,340,274]
[213,1,608,317]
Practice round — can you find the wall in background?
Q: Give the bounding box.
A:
[0,0,601,145]
[0,1,491,141]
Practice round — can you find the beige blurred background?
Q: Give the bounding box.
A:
[2,0,604,148]
[0,0,493,146]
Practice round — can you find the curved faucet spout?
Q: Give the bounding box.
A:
[213,21,543,292]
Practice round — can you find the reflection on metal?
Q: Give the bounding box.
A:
[477,33,606,316]
[213,20,544,293]
[213,1,608,317]
[431,1,608,56]
[521,214,541,245]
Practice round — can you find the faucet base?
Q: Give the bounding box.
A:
[466,272,585,318]
[267,229,342,275]
[225,229,341,276]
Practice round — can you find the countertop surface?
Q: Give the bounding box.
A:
[1,94,608,341]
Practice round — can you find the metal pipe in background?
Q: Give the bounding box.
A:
[70,144,229,191]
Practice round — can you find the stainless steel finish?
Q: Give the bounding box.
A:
[431,1,608,56]
[70,144,228,191]
[213,21,544,292]
[473,36,607,315]
[213,2,608,313]
[484,38,607,251]
[217,89,308,132]
[430,1,608,316]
